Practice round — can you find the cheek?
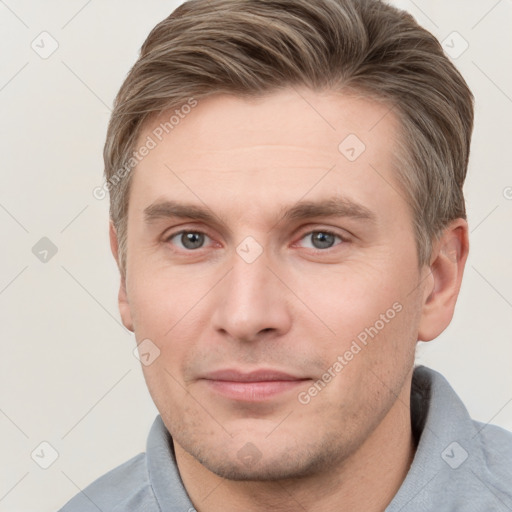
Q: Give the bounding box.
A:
[298,258,420,385]
[303,298,418,423]
[289,260,403,341]
[126,260,208,336]
[128,269,217,393]
[139,356,195,434]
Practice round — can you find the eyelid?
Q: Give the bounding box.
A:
[164,228,206,241]
[293,221,352,239]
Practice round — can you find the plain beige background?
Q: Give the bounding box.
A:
[0,1,511,510]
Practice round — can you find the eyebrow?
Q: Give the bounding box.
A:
[280,197,376,224]
[143,197,377,226]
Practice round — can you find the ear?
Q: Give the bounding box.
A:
[417,218,469,342]
[109,220,134,332]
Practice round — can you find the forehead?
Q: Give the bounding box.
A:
[129,88,406,224]
[141,88,398,156]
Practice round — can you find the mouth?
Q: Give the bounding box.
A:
[200,369,311,402]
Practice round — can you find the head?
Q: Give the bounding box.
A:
[106,0,472,481]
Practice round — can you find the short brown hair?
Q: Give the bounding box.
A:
[103,0,474,275]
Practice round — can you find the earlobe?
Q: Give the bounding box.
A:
[109,221,134,332]
[417,219,469,342]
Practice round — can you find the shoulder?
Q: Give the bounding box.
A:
[57,452,159,512]
[472,420,512,498]
[424,366,512,500]
[389,366,512,511]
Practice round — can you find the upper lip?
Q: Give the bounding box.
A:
[201,369,307,382]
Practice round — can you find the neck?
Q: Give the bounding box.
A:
[174,380,415,512]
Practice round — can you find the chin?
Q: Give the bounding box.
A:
[185,439,343,482]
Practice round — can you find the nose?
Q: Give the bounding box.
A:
[211,247,292,343]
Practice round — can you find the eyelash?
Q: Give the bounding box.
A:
[163,228,348,253]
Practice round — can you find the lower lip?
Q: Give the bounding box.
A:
[203,379,307,401]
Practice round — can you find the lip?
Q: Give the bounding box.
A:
[200,369,310,402]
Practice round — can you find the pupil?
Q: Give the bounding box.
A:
[182,232,204,249]
[313,232,334,249]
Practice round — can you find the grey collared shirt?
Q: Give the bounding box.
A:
[58,366,512,511]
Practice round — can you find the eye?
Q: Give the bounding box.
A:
[166,230,212,250]
[164,229,346,253]
[298,230,344,250]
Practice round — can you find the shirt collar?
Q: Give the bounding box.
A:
[146,414,194,511]
[387,365,487,510]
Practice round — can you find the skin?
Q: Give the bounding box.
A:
[109,88,469,511]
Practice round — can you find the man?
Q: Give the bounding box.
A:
[59,0,512,510]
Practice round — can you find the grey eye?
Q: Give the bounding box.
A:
[300,231,342,250]
[311,232,336,249]
[169,231,207,250]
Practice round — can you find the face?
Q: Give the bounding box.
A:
[118,88,427,480]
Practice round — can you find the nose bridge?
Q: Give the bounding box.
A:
[211,244,291,340]
[230,248,270,304]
